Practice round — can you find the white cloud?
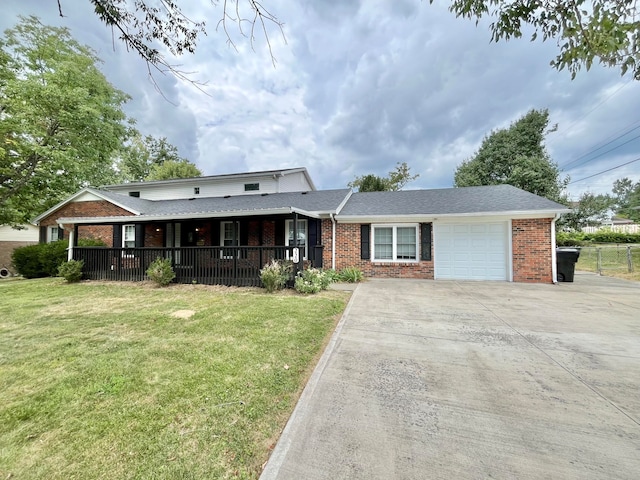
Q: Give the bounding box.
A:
[2,0,639,196]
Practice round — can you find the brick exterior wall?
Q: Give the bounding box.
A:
[512,218,554,283]
[40,201,135,246]
[326,218,553,283]
[1,241,38,271]
[327,222,435,279]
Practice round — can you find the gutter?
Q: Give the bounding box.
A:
[551,213,560,284]
[330,213,336,270]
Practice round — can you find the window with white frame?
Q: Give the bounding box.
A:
[123,224,136,249]
[286,219,308,259]
[372,225,418,261]
[220,221,239,258]
[47,226,60,243]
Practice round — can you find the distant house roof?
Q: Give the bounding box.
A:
[337,184,569,220]
[55,188,352,224]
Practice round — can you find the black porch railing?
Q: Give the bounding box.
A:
[73,246,323,287]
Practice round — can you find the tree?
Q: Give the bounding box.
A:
[559,192,614,231]
[349,162,419,192]
[441,0,640,80]
[612,177,640,221]
[146,159,202,181]
[0,16,130,226]
[56,0,284,87]
[118,134,189,182]
[454,109,569,202]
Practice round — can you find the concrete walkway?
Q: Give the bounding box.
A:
[261,273,640,480]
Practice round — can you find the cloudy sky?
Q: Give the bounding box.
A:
[2,0,639,199]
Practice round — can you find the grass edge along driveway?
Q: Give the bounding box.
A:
[0,278,349,480]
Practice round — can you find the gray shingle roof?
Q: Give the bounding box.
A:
[338,185,568,217]
[93,188,352,217]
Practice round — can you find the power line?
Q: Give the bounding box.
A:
[561,132,640,171]
[560,121,640,170]
[548,79,633,146]
[568,157,640,184]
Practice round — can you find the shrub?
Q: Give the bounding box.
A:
[11,244,47,279]
[11,238,107,279]
[146,257,175,286]
[39,240,70,277]
[58,260,84,283]
[556,230,640,246]
[338,266,364,283]
[260,260,291,293]
[321,268,341,284]
[294,267,328,294]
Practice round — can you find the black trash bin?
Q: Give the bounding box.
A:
[556,248,580,282]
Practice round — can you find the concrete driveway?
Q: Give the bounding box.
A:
[261,272,640,480]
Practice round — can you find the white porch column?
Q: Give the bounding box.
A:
[67,226,74,261]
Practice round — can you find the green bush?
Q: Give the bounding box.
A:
[321,268,341,283]
[11,238,107,279]
[294,267,329,294]
[40,240,70,277]
[260,260,291,293]
[11,244,48,279]
[556,230,640,246]
[338,266,364,283]
[146,257,175,286]
[58,260,84,283]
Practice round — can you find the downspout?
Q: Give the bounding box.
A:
[551,214,559,284]
[330,213,336,270]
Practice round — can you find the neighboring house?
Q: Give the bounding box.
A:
[33,167,569,285]
[0,224,40,275]
[582,217,640,234]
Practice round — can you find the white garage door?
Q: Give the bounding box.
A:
[434,222,509,281]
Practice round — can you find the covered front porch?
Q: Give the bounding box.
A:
[65,213,325,287]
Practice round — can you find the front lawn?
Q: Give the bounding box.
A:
[0,279,349,479]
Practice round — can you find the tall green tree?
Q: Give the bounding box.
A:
[441,0,640,79]
[454,109,568,202]
[349,162,419,192]
[612,177,640,222]
[0,16,130,226]
[118,134,192,182]
[146,159,202,181]
[559,192,614,231]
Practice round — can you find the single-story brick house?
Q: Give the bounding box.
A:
[34,167,569,285]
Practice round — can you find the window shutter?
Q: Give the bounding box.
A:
[211,221,220,246]
[420,223,432,261]
[240,220,249,246]
[39,226,47,244]
[275,219,285,259]
[360,224,370,260]
[308,219,319,247]
[58,227,64,240]
[135,224,144,248]
[112,225,122,248]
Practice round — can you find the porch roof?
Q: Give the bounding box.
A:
[57,188,352,224]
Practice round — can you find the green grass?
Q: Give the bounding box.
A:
[0,278,349,479]
[576,245,640,282]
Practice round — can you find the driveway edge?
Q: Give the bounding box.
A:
[259,283,361,479]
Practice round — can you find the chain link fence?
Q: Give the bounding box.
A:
[576,245,638,275]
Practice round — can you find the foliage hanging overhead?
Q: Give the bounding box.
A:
[440,0,640,80]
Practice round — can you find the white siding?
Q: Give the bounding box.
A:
[0,224,39,242]
[279,171,313,192]
[109,172,312,200]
